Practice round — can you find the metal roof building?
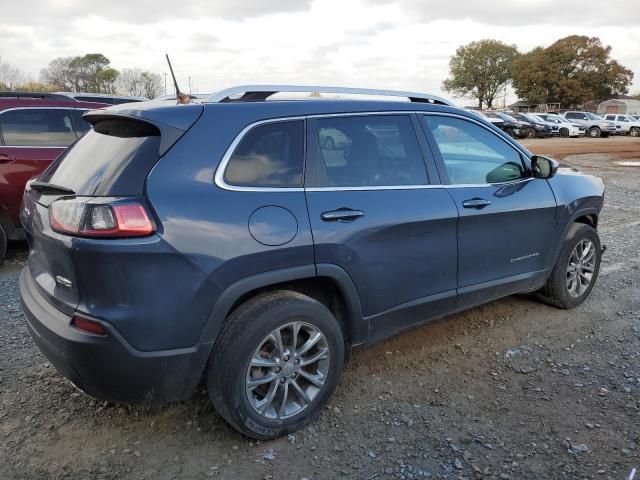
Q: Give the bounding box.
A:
[597,98,640,115]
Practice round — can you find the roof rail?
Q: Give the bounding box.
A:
[205,85,454,106]
[0,91,71,101]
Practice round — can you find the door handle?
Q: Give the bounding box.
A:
[0,153,15,163]
[321,208,365,222]
[462,198,492,209]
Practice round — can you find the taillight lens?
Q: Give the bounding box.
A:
[71,315,108,336]
[50,199,154,238]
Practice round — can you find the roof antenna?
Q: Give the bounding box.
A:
[165,54,189,104]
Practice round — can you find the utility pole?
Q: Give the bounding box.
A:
[188,76,192,94]
[163,73,167,95]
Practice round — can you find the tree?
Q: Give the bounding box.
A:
[117,68,162,98]
[40,53,120,93]
[512,36,634,108]
[14,81,58,92]
[443,39,519,109]
[0,57,27,90]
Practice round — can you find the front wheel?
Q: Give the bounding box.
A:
[207,291,345,439]
[588,127,601,138]
[559,127,569,137]
[536,223,601,309]
[630,127,640,137]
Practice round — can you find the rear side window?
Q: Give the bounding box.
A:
[315,115,427,187]
[0,108,77,146]
[40,118,161,195]
[224,120,304,187]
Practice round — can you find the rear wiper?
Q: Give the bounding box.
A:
[29,181,75,195]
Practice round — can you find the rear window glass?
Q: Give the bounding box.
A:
[224,120,304,187]
[0,108,78,146]
[41,118,161,196]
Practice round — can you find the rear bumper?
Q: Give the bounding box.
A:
[19,267,211,405]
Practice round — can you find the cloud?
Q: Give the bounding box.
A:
[368,0,640,26]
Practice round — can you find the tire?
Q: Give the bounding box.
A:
[630,127,640,137]
[324,136,335,149]
[588,126,601,138]
[536,223,601,309]
[207,290,345,439]
[559,128,569,137]
[527,128,536,138]
[0,223,6,262]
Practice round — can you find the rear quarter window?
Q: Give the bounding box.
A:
[223,120,304,188]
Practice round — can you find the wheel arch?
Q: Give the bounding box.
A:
[199,264,366,349]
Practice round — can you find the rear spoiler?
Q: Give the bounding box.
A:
[83,103,204,156]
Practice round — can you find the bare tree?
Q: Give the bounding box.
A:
[118,68,145,96]
[0,57,27,90]
[140,72,163,99]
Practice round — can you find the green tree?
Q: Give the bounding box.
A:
[512,35,634,108]
[41,53,120,93]
[443,39,519,109]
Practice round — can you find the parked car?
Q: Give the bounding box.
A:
[468,110,505,130]
[603,114,640,137]
[20,85,605,439]
[483,111,531,138]
[54,92,148,104]
[536,113,586,137]
[510,113,556,138]
[0,98,107,259]
[563,111,616,138]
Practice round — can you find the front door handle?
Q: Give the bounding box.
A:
[462,198,492,209]
[321,208,365,222]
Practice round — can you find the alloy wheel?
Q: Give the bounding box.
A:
[246,321,330,420]
[566,239,596,297]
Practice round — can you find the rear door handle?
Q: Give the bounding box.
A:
[321,208,365,222]
[462,198,491,209]
[0,153,15,163]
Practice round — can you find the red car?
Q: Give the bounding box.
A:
[0,98,107,259]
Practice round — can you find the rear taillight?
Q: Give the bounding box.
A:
[50,199,154,238]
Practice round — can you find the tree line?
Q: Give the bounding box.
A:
[443,35,635,109]
[0,53,164,99]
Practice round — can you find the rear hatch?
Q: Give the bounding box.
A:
[20,103,203,315]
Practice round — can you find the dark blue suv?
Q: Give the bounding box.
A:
[19,86,605,439]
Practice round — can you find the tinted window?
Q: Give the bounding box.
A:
[316,115,427,187]
[0,108,77,146]
[41,118,160,195]
[71,109,92,134]
[423,115,525,185]
[224,120,304,187]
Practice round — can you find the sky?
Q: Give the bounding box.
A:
[1,0,639,105]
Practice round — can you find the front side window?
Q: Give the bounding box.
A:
[423,115,526,185]
[0,108,77,146]
[224,120,304,187]
[315,115,427,187]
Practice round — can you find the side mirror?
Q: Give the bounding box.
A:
[531,156,559,179]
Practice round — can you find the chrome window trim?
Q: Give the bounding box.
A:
[0,106,80,148]
[214,116,307,193]
[214,110,534,192]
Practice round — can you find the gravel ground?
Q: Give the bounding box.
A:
[1,137,639,480]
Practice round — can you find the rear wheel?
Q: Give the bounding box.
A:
[0,224,6,261]
[537,223,601,309]
[588,126,601,138]
[207,291,345,439]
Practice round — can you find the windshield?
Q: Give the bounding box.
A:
[585,112,601,120]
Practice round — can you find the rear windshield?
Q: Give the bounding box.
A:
[41,118,161,196]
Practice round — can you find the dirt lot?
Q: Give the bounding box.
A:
[1,136,639,480]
